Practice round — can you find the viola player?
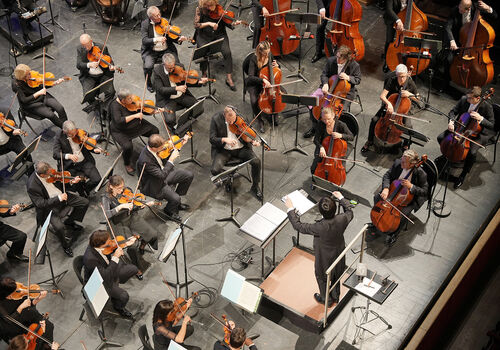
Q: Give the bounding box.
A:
[213,324,258,350]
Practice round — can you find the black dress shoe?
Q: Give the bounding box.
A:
[23,34,33,46]
[311,52,324,63]
[147,85,154,93]
[361,141,372,153]
[135,271,144,280]
[116,308,133,318]
[385,234,397,246]
[251,186,263,201]
[63,247,74,257]
[178,203,190,211]
[226,80,237,91]
[303,128,315,138]
[164,211,182,222]
[382,64,389,73]
[6,252,29,262]
[454,176,465,189]
[314,293,335,307]
[64,221,83,231]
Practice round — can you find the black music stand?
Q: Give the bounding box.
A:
[433,156,452,218]
[6,135,40,180]
[285,12,320,83]
[395,124,429,149]
[256,133,272,205]
[211,158,254,228]
[43,0,66,31]
[282,94,318,156]
[178,98,206,167]
[193,38,224,104]
[0,9,18,72]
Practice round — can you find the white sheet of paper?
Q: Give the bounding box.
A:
[354,277,382,298]
[283,190,315,215]
[168,341,187,350]
[238,281,263,313]
[240,212,276,242]
[84,268,109,317]
[256,202,287,226]
[221,269,245,304]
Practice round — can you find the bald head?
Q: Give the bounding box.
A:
[80,34,93,51]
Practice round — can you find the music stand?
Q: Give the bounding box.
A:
[193,38,224,104]
[211,158,254,227]
[43,0,66,31]
[7,136,40,180]
[395,124,429,148]
[178,98,206,167]
[33,211,68,299]
[285,13,320,83]
[158,219,194,298]
[168,341,187,350]
[0,9,18,71]
[281,94,318,156]
[94,152,122,193]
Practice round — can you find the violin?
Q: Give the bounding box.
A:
[101,234,141,255]
[26,71,71,88]
[154,17,195,43]
[258,53,285,115]
[157,132,193,159]
[258,0,299,56]
[0,113,27,136]
[3,312,55,350]
[324,0,364,61]
[449,8,495,88]
[210,313,233,345]
[0,200,27,214]
[169,66,216,85]
[208,4,249,26]
[313,123,347,186]
[385,0,430,75]
[166,292,198,323]
[71,129,109,155]
[123,95,172,115]
[87,45,124,73]
[45,168,88,184]
[370,155,427,233]
[9,282,60,300]
[117,188,161,207]
[440,88,494,163]
[228,116,270,150]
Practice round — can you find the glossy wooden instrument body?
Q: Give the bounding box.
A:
[25,322,44,350]
[450,10,495,88]
[169,66,216,84]
[45,169,88,183]
[123,95,158,114]
[258,0,299,56]
[27,71,71,88]
[0,200,27,214]
[166,292,198,322]
[87,46,124,73]
[72,129,109,155]
[312,73,351,120]
[374,92,410,145]
[385,0,430,75]
[258,56,285,114]
[102,234,141,255]
[209,5,249,26]
[0,113,27,136]
[9,282,59,300]
[314,136,347,186]
[324,0,364,61]
[228,116,270,150]
[96,0,122,7]
[157,132,193,159]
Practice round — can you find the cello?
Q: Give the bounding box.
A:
[258,53,286,115]
[324,0,364,62]
[385,0,431,75]
[449,7,495,88]
[258,0,299,56]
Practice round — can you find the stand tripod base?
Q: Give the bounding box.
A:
[287,70,309,83]
[216,208,241,227]
[283,145,308,156]
[96,329,123,349]
[198,93,219,104]
[165,279,194,298]
[180,156,202,167]
[351,299,392,345]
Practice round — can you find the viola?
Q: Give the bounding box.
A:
[87,45,124,73]
[370,155,427,233]
[258,0,299,56]
[313,134,347,186]
[449,8,495,88]
[123,95,172,115]
[157,132,193,159]
[228,116,270,150]
[208,4,249,26]
[45,168,88,184]
[9,282,60,300]
[101,234,141,255]
[324,0,364,62]
[169,66,216,85]
[385,0,430,75]
[440,88,494,163]
[0,200,27,214]
[154,17,195,42]
[166,292,199,322]
[258,53,285,115]
[26,71,71,88]
[72,129,109,155]
[0,113,27,136]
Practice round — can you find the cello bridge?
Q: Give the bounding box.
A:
[461,55,475,61]
[328,30,343,34]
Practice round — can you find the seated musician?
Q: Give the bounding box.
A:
[152,299,201,350]
[12,64,67,129]
[153,53,207,133]
[437,86,495,189]
[8,335,59,350]
[361,64,418,153]
[249,0,270,49]
[209,106,262,201]
[284,191,353,306]
[0,277,55,349]
[52,120,102,197]
[136,134,194,221]
[194,0,242,91]
[213,323,258,350]
[83,230,138,318]
[76,34,116,108]
[142,6,189,93]
[311,107,353,175]
[1,203,28,262]
[367,149,428,246]
[304,45,361,138]
[109,88,160,176]
[311,0,330,63]
[26,161,89,257]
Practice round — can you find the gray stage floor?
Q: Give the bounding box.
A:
[0,1,499,349]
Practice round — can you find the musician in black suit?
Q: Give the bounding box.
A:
[437,86,494,189]
[304,45,361,138]
[52,121,102,197]
[213,326,258,350]
[250,0,270,49]
[83,230,138,318]
[12,64,67,129]
[136,134,194,221]
[0,204,28,262]
[209,106,262,201]
[285,191,353,306]
[26,161,89,257]
[311,0,331,63]
[0,106,33,175]
[152,53,207,133]
[76,34,116,106]
[142,6,188,92]
[368,149,428,245]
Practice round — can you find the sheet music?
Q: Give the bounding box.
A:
[238,282,263,313]
[83,268,109,317]
[256,202,287,226]
[220,269,245,304]
[354,277,382,298]
[168,341,187,350]
[221,269,263,314]
[240,203,286,242]
[283,190,315,215]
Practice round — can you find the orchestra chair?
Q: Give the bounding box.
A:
[484,103,500,164]
[17,106,42,135]
[241,52,253,102]
[339,111,359,174]
[352,93,364,116]
[138,324,155,350]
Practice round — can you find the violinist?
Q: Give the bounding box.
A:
[109,89,160,175]
[0,106,33,175]
[1,202,29,262]
[437,86,494,189]
[304,45,361,138]
[136,134,194,221]
[8,335,59,350]
[142,6,189,93]
[0,277,55,349]
[361,64,418,153]
[83,230,138,318]
[12,64,67,129]
[209,106,262,200]
[311,107,353,174]
[76,34,116,106]
[311,0,331,63]
[367,149,428,246]
[26,161,89,257]
[213,324,257,350]
[194,0,242,91]
[52,121,102,197]
[153,53,208,133]
[152,299,201,350]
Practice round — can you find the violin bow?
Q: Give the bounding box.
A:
[3,93,18,125]
[42,48,47,104]
[236,110,262,142]
[165,1,176,38]
[60,151,66,195]
[1,314,53,346]
[97,25,113,68]
[77,115,97,155]
[209,313,232,332]
[130,163,146,214]
[99,203,120,248]
[27,248,32,302]
[159,272,187,318]
[140,75,148,121]
[183,46,196,89]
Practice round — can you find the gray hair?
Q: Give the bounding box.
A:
[402,149,419,164]
[62,120,76,133]
[162,53,176,65]
[117,88,131,101]
[147,6,159,18]
[35,161,50,175]
[395,64,408,75]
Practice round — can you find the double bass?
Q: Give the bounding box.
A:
[324,0,364,61]
[385,0,430,75]
[258,53,285,115]
[449,8,495,88]
[258,0,299,56]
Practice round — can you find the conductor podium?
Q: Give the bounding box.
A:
[0,12,53,53]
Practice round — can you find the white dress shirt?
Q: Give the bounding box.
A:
[152,21,167,51]
[224,122,244,150]
[36,173,63,201]
[65,137,85,163]
[0,128,9,146]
